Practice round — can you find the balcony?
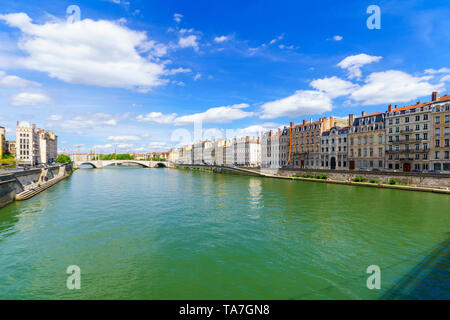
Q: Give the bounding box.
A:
[386,148,429,154]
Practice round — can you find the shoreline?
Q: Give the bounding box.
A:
[177,165,450,195]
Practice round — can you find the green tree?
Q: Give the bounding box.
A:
[56,154,72,163]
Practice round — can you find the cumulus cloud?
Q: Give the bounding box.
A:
[214,35,229,43]
[193,73,201,81]
[174,103,253,126]
[333,35,343,41]
[350,70,443,105]
[424,67,450,74]
[337,53,382,79]
[48,113,124,130]
[136,112,178,124]
[173,13,183,23]
[0,13,173,92]
[0,70,40,88]
[260,90,332,119]
[10,92,51,106]
[106,135,141,142]
[178,35,199,51]
[310,76,357,98]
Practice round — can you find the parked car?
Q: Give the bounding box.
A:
[428,170,440,173]
[411,169,422,173]
[371,168,380,172]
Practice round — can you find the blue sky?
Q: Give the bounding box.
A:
[0,0,449,153]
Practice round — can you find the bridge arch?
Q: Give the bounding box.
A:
[155,162,167,168]
[78,162,98,168]
[102,160,151,168]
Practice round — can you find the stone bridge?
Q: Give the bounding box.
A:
[73,160,174,169]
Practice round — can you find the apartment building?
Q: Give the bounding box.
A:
[16,121,40,165]
[203,140,214,165]
[321,126,349,170]
[292,117,347,169]
[235,136,260,167]
[279,125,291,167]
[262,130,280,168]
[348,111,386,170]
[0,126,5,158]
[214,139,225,165]
[430,93,450,171]
[38,129,58,164]
[385,100,433,172]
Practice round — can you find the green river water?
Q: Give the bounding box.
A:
[0,166,449,299]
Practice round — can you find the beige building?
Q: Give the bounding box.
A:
[430,93,450,172]
[385,100,433,172]
[291,117,347,169]
[38,129,58,164]
[348,111,386,171]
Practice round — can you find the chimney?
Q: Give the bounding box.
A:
[334,121,337,127]
[388,104,393,112]
[310,118,312,124]
[432,91,438,101]
[16,121,19,126]
[329,116,334,128]
[361,111,366,116]
[416,101,420,105]
[303,120,306,125]
[269,130,272,137]
[290,121,294,128]
[349,114,355,126]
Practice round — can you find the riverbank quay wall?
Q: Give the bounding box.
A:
[177,164,450,194]
[274,168,450,189]
[0,163,73,208]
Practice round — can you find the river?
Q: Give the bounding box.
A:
[0,166,449,299]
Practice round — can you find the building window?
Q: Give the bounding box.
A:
[435,116,441,124]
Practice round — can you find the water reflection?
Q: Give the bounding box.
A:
[248,178,263,211]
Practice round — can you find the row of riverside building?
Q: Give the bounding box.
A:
[168,91,450,173]
[0,121,58,165]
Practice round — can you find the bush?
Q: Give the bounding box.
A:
[369,179,379,184]
[56,154,72,163]
[389,179,397,185]
[353,176,366,182]
[302,174,314,178]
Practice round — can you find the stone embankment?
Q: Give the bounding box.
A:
[177,164,450,194]
[0,163,73,208]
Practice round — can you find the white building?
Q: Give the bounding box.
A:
[262,130,280,168]
[16,121,40,165]
[38,129,58,164]
[321,126,349,170]
[214,139,225,165]
[193,141,204,164]
[203,140,214,165]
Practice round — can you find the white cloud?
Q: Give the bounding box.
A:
[260,90,332,119]
[214,35,229,43]
[136,112,177,124]
[269,34,284,45]
[166,67,192,75]
[337,53,382,79]
[10,92,51,106]
[193,73,201,81]
[310,76,357,98]
[49,113,123,130]
[424,67,450,74]
[350,70,443,105]
[173,13,183,23]
[174,103,253,126]
[333,35,343,41]
[178,35,199,51]
[0,70,40,88]
[0,13,172,92]
[441,74,450,82]
[106,135,141,142]
[48,114,62,121]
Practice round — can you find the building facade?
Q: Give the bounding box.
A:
[16,121,40,165]
[430,93,450,172]
[385,101,432,172]
[321,126,349,170]
[38,129,58,164]
[348,112,386,171]
[0,126,5,159]
[6,140,16,157]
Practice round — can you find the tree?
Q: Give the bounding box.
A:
[56,154,72,163]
